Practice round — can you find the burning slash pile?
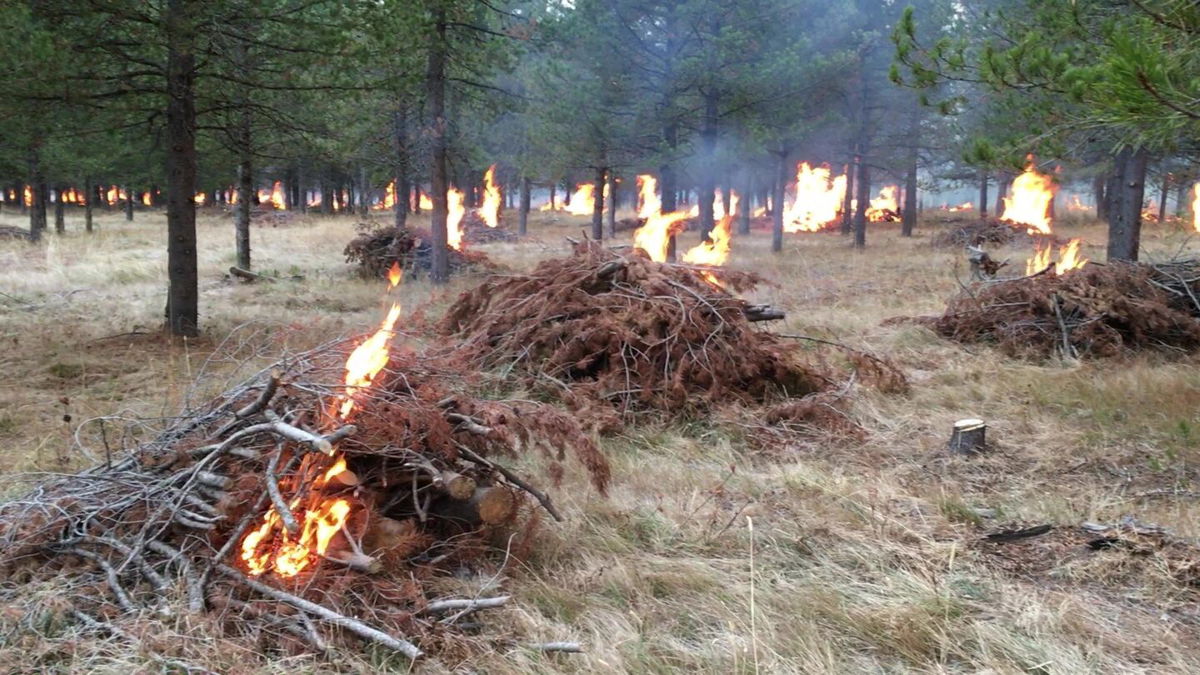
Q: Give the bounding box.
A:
[930,219,1042,248]
[929,260,1200,359]
[343,224,491,279]
[440,242,907,432]
[0,272,607,662]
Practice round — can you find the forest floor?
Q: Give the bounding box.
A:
[3,205,1200,673]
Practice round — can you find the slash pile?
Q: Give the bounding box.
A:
[0,341,607,663]
[929,260,1200,359]
[343,225,491,279]
[440,243,906,432]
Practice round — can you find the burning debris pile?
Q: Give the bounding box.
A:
[929,219,1039,248]
[440,242,906,432]
[928,260,1200,359]
[0,272,606,662]
[343,224,491,279]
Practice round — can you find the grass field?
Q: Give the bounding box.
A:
[3,204,1200,673]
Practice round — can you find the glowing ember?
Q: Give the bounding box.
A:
[1001,161,1057,234]
[783,163,846,232]
[447,187,466,251]
[1025,237,1088,275]
[866,186,899,222]
[480,165,501,228]
[633,210,690,262]
[1192,183,1200,233]
[682,215,733,287]
[637,175,660,219]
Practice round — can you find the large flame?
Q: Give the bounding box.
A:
[682,215,733,287]
[480,165,501,228]
[866,186,899,222]
[784,163,846,232]
[564,184,597,216]
[418,192,432,211]
[241,264,404,578]
[267,181,286,210]
[1002,161,1057,234]
[377,180,397,210]
[447,187,466,251]
[633,210,690,262]
[637,174,660,219]
[1025,237,1088,275]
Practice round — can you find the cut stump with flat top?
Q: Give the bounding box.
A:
[949,418,986,454]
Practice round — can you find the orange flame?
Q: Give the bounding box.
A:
[194,192,207,206]
[688,190,740,219]
[480,165,501,228]
[268,181,286,210]
[1067,195,1088,212]
[946,201,973,212]
[633,210,690,262]
[447,187,466,251]
[377,180,397,210]
[418,192,432,210]
[141,192,152,207]
[784,163,846,232]
[637,175,661,219]
[1192,183,1200,233]
[682,215,733,287]
[564,184,596,216]
[866,186,899,222]
[1026,237,1088,275]
[1002,160,1057,234]
[22,185,32,207]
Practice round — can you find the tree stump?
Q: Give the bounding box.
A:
[949,418,986,454]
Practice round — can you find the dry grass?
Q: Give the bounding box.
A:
[3,204,1200,672]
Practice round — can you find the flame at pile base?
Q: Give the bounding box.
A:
[480,165,501,228]
[866,186,899,222]
[784,162,846,232]
[1025,237,1088,276]
[682,216,733,287]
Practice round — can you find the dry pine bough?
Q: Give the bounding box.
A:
[0,342,608,662]
[440,242,907,432]
[928,259,1200,358]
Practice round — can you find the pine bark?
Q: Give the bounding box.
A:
[977,169,988,221]
[518,175,530,236]
[426,9,450,283]
[54,184,65,233]
[1107,148,1146,262]
[738,171,752,235]
[591,167,606,240]
[84,177,94,233]
[853,159,870,249]
[606,170,617,237]
[28,143,46,241]
[393,106,409,232]
[165,0,200,336]
[771,151,786,253]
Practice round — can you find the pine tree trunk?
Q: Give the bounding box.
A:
[591,166,605,240]
[661,122,678,261]
[1158,172,1169,222]
[697,90,718,240]
[606,170,617,237]
[853,159,870,249]
[1107,148,1146,262]
[738,171,752,235]
[977,169,988,220]
[84,177,94,233]
[393,106,409,232]
[165,0,200,336]
[426,8,450,283]
[548,184,556,210]
[772,151,786,253]
[1176,174,1190,218]
[902,153,917,237]
[841,157,855,235]
[994,174,1010,217]
[54,185,65,233]
[27,143,46,241]
[235,164,252,272]
[518,175,530,236]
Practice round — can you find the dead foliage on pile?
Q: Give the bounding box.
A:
[343,224,491,279]
[930,220,1046,248]
[440,242,907,433]
[0,339,606,664]
[461,212,521,245]
[928,260,1200,359]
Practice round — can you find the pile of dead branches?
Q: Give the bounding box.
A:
[440,242,906,431]
[460,213,520,245]
[930,220,1037,248]
[0,340,606,664]
[0,225,31,240]
[929,260,1200,358]
[343,225,491,279]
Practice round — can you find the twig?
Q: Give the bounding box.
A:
[67,548,136,612]
[265,444,300,535]
[420,595,510,614]
[445,412,493,436]
[530,641,584,653]
[216,564,424,660]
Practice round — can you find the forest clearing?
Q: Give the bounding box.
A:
[5,0,1200,672]
[3,205,1200,672]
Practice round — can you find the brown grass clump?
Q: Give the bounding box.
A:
[929,260,1200,359]
[440,242,905,431]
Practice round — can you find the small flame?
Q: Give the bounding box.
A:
[1025,237,1088,275]
[637,175,660,219]
[946,201,973,212]
[23,185,32,207]
[783,163,846,232]
[1067,195,1088,212]
[1002,159,1057,234]
[1192,183,1200,233]
[337,303,402,420]
[419,192,432,211]
[480,165,501,228]
[194,192,207,206]
[682,215,733,287]
[866,186,899,222]
[447,187,466,251]
[141,192,152,207]
[377,180,397,210]
[387,261,402,288]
